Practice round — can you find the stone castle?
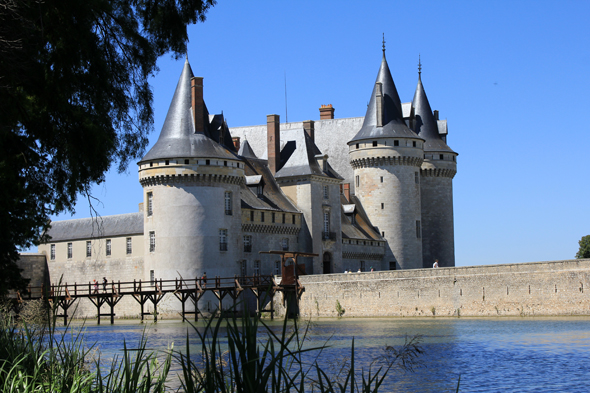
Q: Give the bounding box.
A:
[39,48,457,289]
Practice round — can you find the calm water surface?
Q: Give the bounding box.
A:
[69,317,590,392]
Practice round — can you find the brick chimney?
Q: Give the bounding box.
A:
[303,120,315,141]
[232,137,241,151]
[191,77,204,134]
[267,114,280,174]
[342,183,351,202]
[319,104,334,120]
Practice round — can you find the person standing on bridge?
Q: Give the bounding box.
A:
[202,272,207,288]
[433,259,439,268]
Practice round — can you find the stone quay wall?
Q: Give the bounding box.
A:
[281,259,590,318]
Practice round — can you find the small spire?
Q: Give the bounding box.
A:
[418,54,422,80]
[382,33,386,56]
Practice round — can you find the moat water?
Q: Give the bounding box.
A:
[69,317,590,392]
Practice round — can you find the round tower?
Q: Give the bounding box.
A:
[412,65,458,268]
[348,50,424,270]
[138,59,244,286]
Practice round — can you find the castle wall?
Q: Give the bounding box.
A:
[276,259,590,318]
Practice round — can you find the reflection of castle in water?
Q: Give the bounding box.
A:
[39,48,457,298]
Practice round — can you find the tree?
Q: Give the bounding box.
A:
[0,0,216,296]
[576,235,590,259]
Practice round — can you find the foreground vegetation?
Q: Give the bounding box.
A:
[0,300,428,392]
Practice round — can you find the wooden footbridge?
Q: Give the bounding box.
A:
[12,251,316,325]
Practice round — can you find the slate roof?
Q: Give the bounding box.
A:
[140,59,236,162]
[275,128,342,180]
[45,213,143,242]
[340,195,383,241]
[349,53,422,143]
[412,76,455,153]
[240,157,299,213]
[238,139,258,158]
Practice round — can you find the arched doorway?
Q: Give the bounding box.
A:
[323,252,332,274]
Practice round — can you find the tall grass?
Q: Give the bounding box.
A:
[0,299,425,392]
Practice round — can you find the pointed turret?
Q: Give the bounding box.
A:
[238,139,258,158]
[412,75,455,154]
[350,53,419,142]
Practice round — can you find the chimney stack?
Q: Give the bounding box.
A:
[232,137,241,151]
[433,110,439,121]
[319,104,334,120]
[191,77,205,134]
[343,183,351,202]
[267,114,280,174]
[375,82,383,128]
[303,120,315,141]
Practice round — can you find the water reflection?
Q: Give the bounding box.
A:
[68,317,590,392]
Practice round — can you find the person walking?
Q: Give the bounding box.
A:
[433,259,439,268]
[93,280,99,294]
[202,272,207,288]
[102,277,108,293]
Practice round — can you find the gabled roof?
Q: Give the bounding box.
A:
[140,59,236,162]
[238,139,258,158]
[412,76,455,153]
[349,53,421,143]
[45,213,143,242]
[275,128,342,180]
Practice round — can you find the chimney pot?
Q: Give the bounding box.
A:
[319,104,335,120]
[267,114,280,175]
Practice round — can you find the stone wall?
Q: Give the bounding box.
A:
[277,259,590,318]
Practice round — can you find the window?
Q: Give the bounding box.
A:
[149,231,156,252]
[106,239,112,256]
[224,161,227,166]
[147,192,153,216]
[323,185,329,199]
[272,212,275,223]
[261,212,265,222]
[250,211,254,221]
[126,237,132,254]
[380,176,383,183]
[150,162,153,167]
[67,243,72,259]
[185,159,189,164]
[244,235,252,252]
[240,260,247,276]
[150,270,155,285]
[415,172,419,184]
[416,220,421,239]
[219,229,228,251]
[382,231,385,237]
[206,159,210,165]
[225,192,232,215]
[292,214,295,224]
[323,211,330,238]
[372,141,377,147]
[439,154,444,160]
[86,241,92,258]
[165,160,169,165]
[254,260,260,275]
[355,143,359,149]
[360,261,366,272]
[381,203,384,209]
[282,238,289,251]
[356,175,359,187]
[275,260,281,275]
[412,141,416,147]
[50,244,55,260]
[282,213,285,224]
[394,140,399,146]
[389,261,397,270]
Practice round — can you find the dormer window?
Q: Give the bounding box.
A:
[257,185,263,196]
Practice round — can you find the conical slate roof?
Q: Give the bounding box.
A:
[412,76,455,153]
[140,59,235,162]
[350,53,420,143]
[238,139,258,158]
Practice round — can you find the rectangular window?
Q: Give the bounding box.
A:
[261,212,265,222]
[185,159,189,164]
[355,143,359,149]
[67,243,72,259]
[250,210,254,221]
[240,260,247,276]
[394,140,399,146]
[323,185,329,199]
[415,172,419,184]
[282,238,289,251]
[50,244,55,260]
[416,220,421,239]
[254,260,260,275]
[372,141,377,147]
[389,261,397,270]
[282,213,285,224]
[206,159,210,165]
[126,237,132,254]
[356,175,359,187]
[149,231,156,252]
[219,229,228,251]
[244,235,252,252]
[275,260,281,275]
[86,241,92,258]
[381,203,384,209]
[413,141,417,147]
[439,154,444,160]
[272,212,275,223]
[150,270,155,285]
[323,211,330,239]
[165,159,169,165]
[292,214,296,224]
[147,192,153,216]
[225,192,232,215]
[106,239,112,256]
[360,261,366,272]
[380,176,383,183]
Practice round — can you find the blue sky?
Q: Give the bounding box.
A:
[43,1,590,266]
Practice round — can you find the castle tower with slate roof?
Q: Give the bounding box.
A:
[413,67,458,268]
[348,50,424,270]
[137,59,244,283]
